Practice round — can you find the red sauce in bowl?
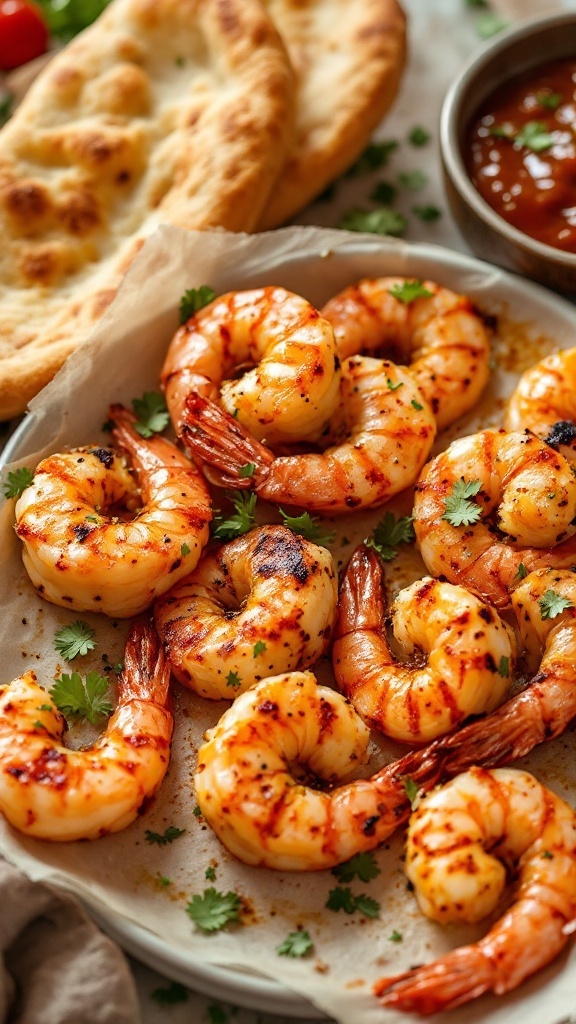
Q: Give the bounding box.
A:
[465,57,576,252]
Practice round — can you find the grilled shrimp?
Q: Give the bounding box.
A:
[154,525,337,699]
[161,286,341,443]
[505,347,576,463]
[321,277,491,430]
[375,766,576,1015]
[182,356,436,515]
[413,428,576,607]
[194,671,445,871]
[0,619,173,841]
[332,545,515,743]
[428,568,576,777]
[14,405,212,618]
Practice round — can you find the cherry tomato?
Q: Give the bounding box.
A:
[0,0,49,71]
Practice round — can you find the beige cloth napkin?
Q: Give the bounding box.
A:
[0,858,141,1024]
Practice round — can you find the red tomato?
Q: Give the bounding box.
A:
[0,0,48,70]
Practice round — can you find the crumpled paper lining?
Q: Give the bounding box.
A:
[1,225,576,1024]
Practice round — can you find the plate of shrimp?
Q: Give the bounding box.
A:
[3,224,576,1023]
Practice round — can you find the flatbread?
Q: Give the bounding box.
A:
[0,0,295,421]
[256,0,407,230]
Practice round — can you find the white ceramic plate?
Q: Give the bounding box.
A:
[3,229,576,1021]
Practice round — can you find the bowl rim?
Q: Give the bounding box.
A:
[440,8,576,269]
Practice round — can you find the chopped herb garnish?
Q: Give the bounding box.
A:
[365,512,415,562]
[179,285,216,324]
[144,826,186,845]
[398,169,428,191]
[37,704,53,712]
[403,776,419,807]
[206,1007,229,1024]
[537,90,562,110]
[226,670,242,690]
[332,851,381,883]
[411,398,424,410]
[158,875,172,887]
[514,120,554,152]
[276,929,314,958]
[238,462,256,478]
[131,391,170,438]
[345,140,399,176]
[412,204,442,222]
[0,94,13,127]
[389,929,403,942]
[541,850,554,859]
[212,491,257,540]
[36,0,112,41]
[538,589,574,620]
[498,656,510,679]
[253,640,267,658]
[186,888,242,932]
[337,207,407,237]
[408,126,430,146]
[205,865,217,881]
[280,508,336,546]
[151,981,188,1005]
[386,377,404,391]
[370,181,397,205]
[181,542,191,556]
[193,805,202,818]
[49,671,113,726]
[476,12,508,38]
[54,621,96,661]
[515,563,528,581]
[326,886,379,917]
[388,280,434,304]
[2,467,34,498]
[442,477,483,527]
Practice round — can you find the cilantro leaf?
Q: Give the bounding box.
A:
[205,865,216,881]
[337,207,407,237]
[332,851,381,884]
[387,280,434,304]
[276,929,314,958]
[365,512,415,562]
[412,204,441,222]
[514,563,528,581]
[538,589,574,620]
[345,140,399,176]
[54,621,96,661]
[514,121,554,152]
[253,640,267,658]
[49,671,113,726]
[131,392,169,438]
[403,776,420,807]
[442,477,483,527]
[498,656,510,679]
[151,981,188,1005]
[144,826,186,845]
[408,126,430,146]
[370,181,397,205]
[326,886,357,914]
[398,169,428,191]
[279,508,336,546]
[186,888,242,932]
[212,491,257,541]
[389,929,403,942]
[353,893,380,918]
[537,90,562,111]
[3,467,34,498]
[226,670,242,690]
[179,285,216,324]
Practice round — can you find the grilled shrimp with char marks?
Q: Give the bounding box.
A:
[333,544,515,743]
[505,347,576,463]
[194,671,445,871]
[161,286,341,443]
[0,619,173,841]
[413,428,576,608]
[14,405,212,618]
[182,356,436,515]
[375,766,576,1015]
[154,524,337,699]
[321,276,491,430]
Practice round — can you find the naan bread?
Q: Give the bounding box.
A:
[257,0,406,229]
[0,0,294,420]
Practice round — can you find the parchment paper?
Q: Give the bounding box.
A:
[2,225,576,1024]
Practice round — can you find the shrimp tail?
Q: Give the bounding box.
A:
[374,946,494,1015]
[181,392,274,489]
[433,680,564,777]
[119,618,171,706]
[334,544,388,636]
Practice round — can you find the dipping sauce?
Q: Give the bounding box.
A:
[465,57,576,252]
